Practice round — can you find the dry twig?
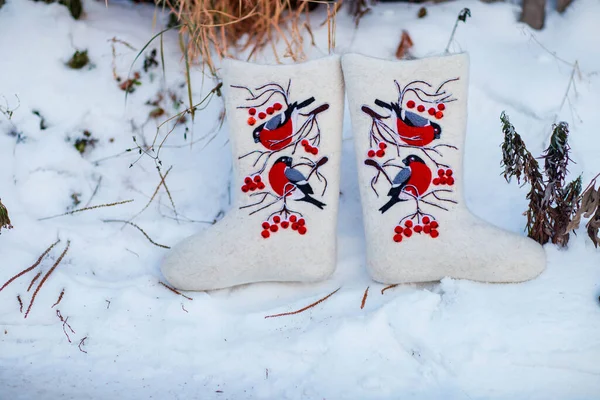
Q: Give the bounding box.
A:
[158,167,178,223]
[0,239,60,293]
[39,200,133,221]
[79,336,88,353]
[24,241,71,319]
[264,287,340,319]
[51,289,65,308]
[103,219,170,249]
[360,286,369,309]
[159,281,193,301]
[27,272,42,292]
[130,166,172,221]
[56,310,75,343]
[83,176,103,208]
[381,284,398,295]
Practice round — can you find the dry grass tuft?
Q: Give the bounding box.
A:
[163,0,333,74]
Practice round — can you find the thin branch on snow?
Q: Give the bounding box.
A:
[78,337,88,353]
[56,310,75,343]
[38,200,134,221]
[159,281,193,301]
[25,241,71,319]
[0,239,60,293]
[360,286,369,309]
[102,219,170,249]
[381,284,399,295]
[51,289,65,308]
[264,288,340,319]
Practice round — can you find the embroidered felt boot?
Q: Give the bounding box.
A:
[161,56,344,291]
[342,53,546,283]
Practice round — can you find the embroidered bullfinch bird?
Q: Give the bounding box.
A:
[374,99,441,147]
[253,97,315,151]
[379,154,432,213]
[269,156,326,209]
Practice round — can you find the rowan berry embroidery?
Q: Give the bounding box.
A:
[231,80,329,238]
[361,78,460,242]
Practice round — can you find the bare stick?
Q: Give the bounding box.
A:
[83,176,103,208]
[17,295,23,313]
[381,284,399,294]
[181,304,188,313]
[56,310,75,343]
[39,200,134,221]
[0,239,60,292]
[102,219,170,249]
[360,286,369,309]
[445,8,471,54]
[24,241,71,319]
[78,337,88,353]
[130,167,172,220]
[158,167,178,223]
[51,289,65,308]
[554,61,579,124]
[159,281,193,301]
[264,288,340,319]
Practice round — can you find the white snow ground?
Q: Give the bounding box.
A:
[1,0,599,398]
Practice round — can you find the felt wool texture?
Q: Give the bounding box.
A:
[342,53,546,283]
[161,56,344,291]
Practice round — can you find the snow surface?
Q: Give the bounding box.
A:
[1,0,599,398]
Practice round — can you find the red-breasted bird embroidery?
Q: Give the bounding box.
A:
[374,99,441,147]
[379,154,432,213]
[253,97,315,151]
[269,156,326,209]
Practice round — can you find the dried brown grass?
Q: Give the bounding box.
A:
[163,0,335,74]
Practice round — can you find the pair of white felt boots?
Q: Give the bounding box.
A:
[161,53,546,291]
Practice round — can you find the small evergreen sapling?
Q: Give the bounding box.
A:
[500,112,585,247]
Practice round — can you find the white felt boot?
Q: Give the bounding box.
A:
[161,56,344,290]
[342,53,546,283]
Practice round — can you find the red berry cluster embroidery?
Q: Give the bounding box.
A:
[392,216,439,243]
[301,139,319,155]
[406,100,445,120]
[247,102,283,126]
[432,169,454,186]
[260,214,307,238]
[241,175,265,192]
[367,142,387,158]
